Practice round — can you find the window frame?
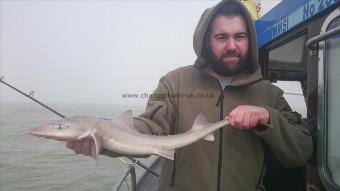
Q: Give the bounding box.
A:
[317,7,340,191]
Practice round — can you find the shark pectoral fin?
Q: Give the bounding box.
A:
[156,150,175,160]
[89,128,102,160]
[204,133,215,141]
[74,130,101,160]
[88,146,101,161]
[76,130,91,140]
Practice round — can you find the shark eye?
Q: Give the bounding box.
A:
[54,123,65,130]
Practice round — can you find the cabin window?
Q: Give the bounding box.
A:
[268,33,307,81]
[324,16,340,186]
[268,34,306,71]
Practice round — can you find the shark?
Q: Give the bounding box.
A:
[29,111,229,160]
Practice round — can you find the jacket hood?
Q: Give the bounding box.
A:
[193,0,262,86]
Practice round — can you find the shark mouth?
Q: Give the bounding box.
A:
[29,128,68,141]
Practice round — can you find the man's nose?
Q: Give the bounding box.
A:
[225,39,237,52]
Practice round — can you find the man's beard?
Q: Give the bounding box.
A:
[208,52,248,77]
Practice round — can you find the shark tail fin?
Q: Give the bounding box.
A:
[192,112,214,141]
[156,149,175,160]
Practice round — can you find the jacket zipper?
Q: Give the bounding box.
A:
[255,160,265,191]
[169,65,226,189]
[216,86,225,191]
[255,141,268,191]
[170,152,176,187]
[196,66,225,191]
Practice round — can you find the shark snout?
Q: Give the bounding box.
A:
[29,124,88,141]
[29,126,67,141]
[29,126,48,137]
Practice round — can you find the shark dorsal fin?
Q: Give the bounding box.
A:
[112,110,140,134]
[114,110,133,128]
[192,113,209,130]
[191,112,215,141]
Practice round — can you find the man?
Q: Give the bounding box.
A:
[67,0,313,190]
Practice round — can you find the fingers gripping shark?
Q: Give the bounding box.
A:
[29,111,229,160]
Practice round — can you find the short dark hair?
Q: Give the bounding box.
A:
[215,3,246,18]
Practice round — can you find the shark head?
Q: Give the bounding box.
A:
[29,117,92,141]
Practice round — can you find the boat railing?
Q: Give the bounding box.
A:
[113,157,161,191]
[112,164,137,191]
[306,25,340,49]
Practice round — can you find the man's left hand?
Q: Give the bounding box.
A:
[226,105,269,129]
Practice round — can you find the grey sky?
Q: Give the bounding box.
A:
[1,0,285,106]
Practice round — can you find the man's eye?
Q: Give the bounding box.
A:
[215,34,228,40]
[235,34,247,41]
[216,36,227,41]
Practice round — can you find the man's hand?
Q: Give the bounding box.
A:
[65,137,102,158]
[226,105,269,129]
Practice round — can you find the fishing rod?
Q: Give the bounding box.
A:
[0,76,160,177]
[0,76,65,118]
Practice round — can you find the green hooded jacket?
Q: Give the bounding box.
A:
[130,0,313,190]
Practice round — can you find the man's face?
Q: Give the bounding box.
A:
[209,15,249,76]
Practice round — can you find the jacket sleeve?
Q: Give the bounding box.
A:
[133,76,177,136]
[254,93,313,167]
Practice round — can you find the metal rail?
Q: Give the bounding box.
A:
[127,157,159,177]
[306,26,340,49]
[112,165,137,191]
